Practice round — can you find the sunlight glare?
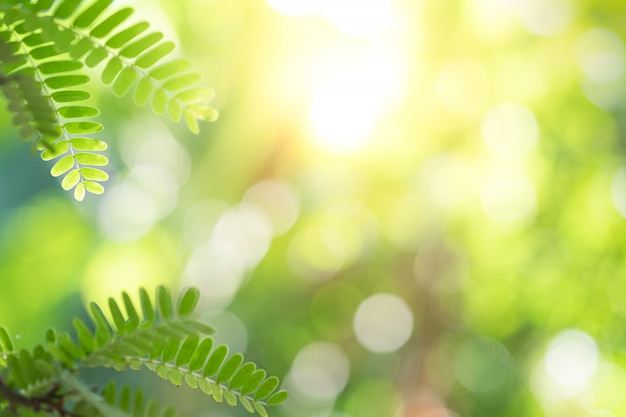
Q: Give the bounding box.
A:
[310,48,404,153]
[265,0,314,16]
[318,0,391,37]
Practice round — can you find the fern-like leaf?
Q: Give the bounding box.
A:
[0,0,218,200]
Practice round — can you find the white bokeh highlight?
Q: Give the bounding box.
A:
[532,329,600,404]
[242,180,299,236]
[610,167,626,218]
[353,293,414,353]
[480,166,537,223]
[544,329,599,388]
[481,102,539,161]
[576,28,626,84]
[287,341,350,404]
[518,0,573,36]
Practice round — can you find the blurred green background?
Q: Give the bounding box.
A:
[3,0,626,416]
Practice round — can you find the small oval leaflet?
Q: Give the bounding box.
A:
[64,121,103,134]
[73,182,86,201]
[58,106,100,118]
[51,90,91,102]
[71,137,108,151]
[61,169,80,190]
[50,155,75,177]
[75,152,108,166]
[44,75,89,89]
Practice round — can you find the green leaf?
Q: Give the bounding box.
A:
[184,373,198,389]
[120,385,131,412]
[188,337,214,371]
[120,32,164,59]
[254,376,280,400]
[31,45,63,60]
[54,0,82,19]
[224,390,237,407]
[177,287,200,316]
[267,390,288,406]
[50,155,75,177]
[148,59,191,80]
[89,302,112,345]
[109,298,126,331]
[84,181,105,194]
[252,402,268,417]
[113,66,138,97]
[80,167,109,181]
[162,72,203,92]
[73,318,94,353]
[73,0,114,29]
[175,335,199,367]
[157,285,174,320]
[212,385,224,403]
[184,110,200,134]
[70,38,94,59]
[239,396,254,413]
[152,88,167,115]
[186,104,218,122]
[22,33,46,47]
[168,99,181,122]
[51,90,91,102]
[122,291,140,330]
[102,57,124,85]
[58,333,82,359]
[168,369,184,386]
[38,60,83,74]
[85,47,109,68]
[0,325,14,352]
[145,399,159,417]
[91,7,133,38]
[134,77,154,106]
[71,137,108,151]
[198,379,213,395]
[58,106,100,118]
[230,362,256,390]
[62,169,81,190]
[76,152,108,166]
[179,320,214,335]
[106,22,150,49]
[41,141,69,161]
[216,353,244,383]
[132,389,144,417]
[203,344,228,377]
[140,287,156,322]
[175,88,215,104]
[161,338,180,363]
[64,122,103,134]
[135,41,175,68]
[44,75,89,89]
[242,369,266,395]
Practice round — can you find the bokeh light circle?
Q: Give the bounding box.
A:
[480,166,537,223]
[544,329,599,389]
[481,102,539,161]
[288,341,350,404]
[576,27,625,84]
[353,293,414,353]
[242,180,299,236]
[610,167,626,218]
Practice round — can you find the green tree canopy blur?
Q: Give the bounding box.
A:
[2,0,626,417]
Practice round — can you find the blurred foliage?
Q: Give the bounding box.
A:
[4,0,626,417]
